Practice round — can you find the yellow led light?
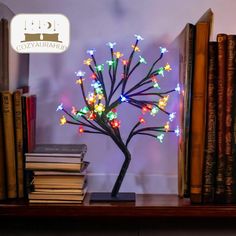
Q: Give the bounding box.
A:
[164,63,172,71]
[60,116,67,125]
[83,58,92,66]
[76,78,84,84]
[94,103,105,113]
[164,122,170,132]
[113,52,123,59]
[131,44,140,52]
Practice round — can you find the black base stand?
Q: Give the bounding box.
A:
[90,192,136,202]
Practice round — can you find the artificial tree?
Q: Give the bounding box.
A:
[57,34,180,201]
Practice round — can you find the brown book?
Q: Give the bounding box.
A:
[190,22,210,204]
[203,42,218,203]
[215,34,228,203]
[1,91,17,198]
[13,90,24,198]
[0,20,7,200]
[0,95,6,200]
[174,23,195,198]
[225,35,236,203]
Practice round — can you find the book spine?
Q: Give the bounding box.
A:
[190,23,209,204]
[0,94,6,200]
[1,91,17,198]
[13,90,24,198]
[215,34,227,203]
[203,42,218,203]
[25,95,36,153]
[183,24,195,198]
[225,35,236,203]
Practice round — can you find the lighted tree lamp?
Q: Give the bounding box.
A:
[57,35,180,202]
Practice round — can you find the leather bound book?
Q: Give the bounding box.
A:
[13,90,24,198]
[215,34,227,203]
[190,22,210,204]
[225,35,236,203]
[203,42,218,203]
[1,91,17,198]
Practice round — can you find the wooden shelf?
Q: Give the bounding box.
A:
[1,194,236,218]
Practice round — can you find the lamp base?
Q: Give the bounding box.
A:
[90,192,136,202]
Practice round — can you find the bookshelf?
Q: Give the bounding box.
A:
[1,194,236,219]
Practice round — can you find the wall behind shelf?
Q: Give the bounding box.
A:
[1,0,236,194]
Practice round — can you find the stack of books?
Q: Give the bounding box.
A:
[25,144,88,204]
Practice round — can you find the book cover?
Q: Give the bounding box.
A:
[1,91,17,198]
[203,41,218,203]
[215,33,228,203]
[225,35,236,203]
[175,23,195,198]
[25,161,89,172]
[33,143,87,154]
[190,22,210,204]
[13,90,24,198]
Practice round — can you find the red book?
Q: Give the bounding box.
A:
[22,94,37,153]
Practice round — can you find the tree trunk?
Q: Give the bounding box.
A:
[111,148,131,197]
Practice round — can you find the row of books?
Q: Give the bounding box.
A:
[0,15,29,201]
[25,144,88,204]
[177,9,236,204]
[0,90,36,200]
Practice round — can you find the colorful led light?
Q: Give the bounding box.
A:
[169,112,176,122]
[76,78,84,84]
[106,60,114,66]
[107,110,118,121]
[83,58,92,66]
[94,103,105,114]
[106,42,116,49]
[153,82,161,89]
[78,126,84,133]
[60,116,67,125]
[71,106,77,115]
[175,126,180,136]
[157,134,164,143]
[158,96,169,109]
[87,49,96,56]
[134,34,144,41]
[164,63,172,71]
[157,67,164,77]
[110,119,121,128]
[113,51,123,59]
[150,107,159,116]
[139,56,147,64]
[90,73,97,80]
[132,44,140,52]
[122,59,129,66]
[87,111,96,120]
[56,103,63,111]
[160,47,168,54]
[96,64,104,72]
[139,117,145,123]
[164,122,170,132]
[75,70,86,77]
[87,92,96,104]
[120,95,128,102]
[175,83,181,94]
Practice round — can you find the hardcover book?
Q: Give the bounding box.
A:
[175,23,195,198]
[203,41,218,203]
[215,33,228,203]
